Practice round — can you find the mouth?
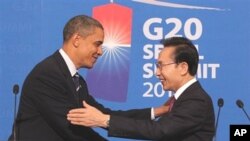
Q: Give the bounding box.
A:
[93,56,98,62]
[160,79,167,85]
[159,78,165,82]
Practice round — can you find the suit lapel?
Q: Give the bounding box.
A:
[52,51,80,107]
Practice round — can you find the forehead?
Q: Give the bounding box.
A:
[158,47,175,61]
[85,27,104,41]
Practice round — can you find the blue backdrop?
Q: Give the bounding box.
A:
[1,0,250,141]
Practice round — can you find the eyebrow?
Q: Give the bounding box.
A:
[95,41,103,46]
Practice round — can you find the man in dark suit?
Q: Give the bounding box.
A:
[8,15,169,141]
[67,37,215,141]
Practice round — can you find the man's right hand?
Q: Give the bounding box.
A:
[67,101,110,128]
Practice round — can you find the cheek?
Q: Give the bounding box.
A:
[87,46,96,54]
[161,69,169,78]
[161,69,176,82]
[79,50,87,59]
[82,46,93,57]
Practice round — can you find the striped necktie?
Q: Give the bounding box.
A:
[72,72,80,92]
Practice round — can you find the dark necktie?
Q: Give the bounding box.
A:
[72,72,80,92]
[168,96,176,112]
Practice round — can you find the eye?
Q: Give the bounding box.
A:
[94,41,103,47]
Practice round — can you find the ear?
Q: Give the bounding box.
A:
[179,62,189,76]
[71,34,81,47]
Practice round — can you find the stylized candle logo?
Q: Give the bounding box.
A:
[86,2,132,102]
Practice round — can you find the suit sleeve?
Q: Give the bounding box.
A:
[108,96,212,140]
[81,77,152,120]
[84,94,151,119]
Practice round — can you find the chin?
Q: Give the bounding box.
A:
[82,63,94,69]
[163,86,170,91]
[88,63,95,69]
[86,65,94,69]
[163,87,168,91]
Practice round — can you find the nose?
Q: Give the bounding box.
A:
[97,46,103,56]
[155,67,161,78]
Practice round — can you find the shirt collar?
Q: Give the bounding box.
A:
[59,48,77,77]
[173,78,197,100]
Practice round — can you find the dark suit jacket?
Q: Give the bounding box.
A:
[9,51,151,141]
[108,82,215,141]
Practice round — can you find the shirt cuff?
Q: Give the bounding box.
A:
[151,107,155,120]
